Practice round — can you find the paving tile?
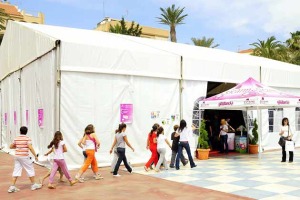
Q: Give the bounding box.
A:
[260,194,300,200]
[204,183,247,193]
[232,188,277,199]
[253,183,299,194]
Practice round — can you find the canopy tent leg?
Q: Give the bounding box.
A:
[257,108,263,158]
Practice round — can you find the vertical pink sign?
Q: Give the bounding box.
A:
[38,109,44,127]
[4,113,7,125]
[14,111,17,125]
[120,104,133,123]
[26,110,29,126]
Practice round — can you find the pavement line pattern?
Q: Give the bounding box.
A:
[133,151,300,200]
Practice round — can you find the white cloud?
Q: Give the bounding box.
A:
[152,0,300,37]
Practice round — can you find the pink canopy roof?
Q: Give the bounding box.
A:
[206,77,299,101]
[201,77,300,109]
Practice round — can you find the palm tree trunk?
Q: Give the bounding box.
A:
[170,25,177,42]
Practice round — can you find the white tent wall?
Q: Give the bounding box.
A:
[60,71,180,168]
[182,80,208,151]
[0,21,57,80]
[20,51,56,156]
[0,72,21,150]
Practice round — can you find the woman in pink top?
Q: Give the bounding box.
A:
[47,131,77,189]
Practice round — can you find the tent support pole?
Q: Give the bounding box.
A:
[257,108,263,158]
[179,56,183,120]
[54,40,61,131]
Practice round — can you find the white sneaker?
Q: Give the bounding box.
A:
[94,174,104,180]
[113,174,121,177]
[31,183,42,191]
[8,185,20,193]
[75,174,84,183]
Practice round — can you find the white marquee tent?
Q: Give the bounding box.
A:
[1,21,300,168]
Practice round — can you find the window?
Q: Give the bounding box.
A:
[296,108,300,131]
[268,109,283,132]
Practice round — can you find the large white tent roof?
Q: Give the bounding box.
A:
[1,21,300,88]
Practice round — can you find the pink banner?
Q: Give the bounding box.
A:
[38,109,44,127]
[14,111,17,125]
[120,104,133,123]
[26,110,29,126]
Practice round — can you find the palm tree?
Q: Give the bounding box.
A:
[157,4,188,42]
[0,8,8,30]
[286,31,300,65]
[250,36,286,61]
[191,37,219,48]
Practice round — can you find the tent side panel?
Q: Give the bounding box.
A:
[20,51,56,155]
[60,72,180,168]
[0,72,21,150]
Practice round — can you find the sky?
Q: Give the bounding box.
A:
[8,0,300,52]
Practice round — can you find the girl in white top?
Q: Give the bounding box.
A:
[279,117,293,162]
[175,119,197,170]
[47,131,77,189]
[155,127,171,172]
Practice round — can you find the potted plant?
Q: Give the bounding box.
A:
[196,119,210,160]
[249,118,259,154]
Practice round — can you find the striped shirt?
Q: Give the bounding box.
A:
[13,135,32,157]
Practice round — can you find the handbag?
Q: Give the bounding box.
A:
[278,136,286,147]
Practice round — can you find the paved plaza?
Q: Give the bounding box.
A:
[1,149,299,199]
[134,150,300,200]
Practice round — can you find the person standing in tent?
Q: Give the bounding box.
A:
[144,124,159,171]
[211,114,220,151]
[279,118,294,163]
[47,131,78,189]
[109,123,134,177]
[75,124,103,182]
[175,119,197,170]
[8,126,42,193]
[219,119,229,154]
[155,127,172,172]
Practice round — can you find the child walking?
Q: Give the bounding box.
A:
[110,123,134,177]
[8,126,42,193]
[47,131,77,189]
[170,125,188,168]
[40,148,65,185]
[77,133,87,182]
[144,124,158,171]
[75,124,103,182]
[155,127,172,172]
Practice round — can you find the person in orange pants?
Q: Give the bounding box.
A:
[144,124,158,171]
[75,124,103,182]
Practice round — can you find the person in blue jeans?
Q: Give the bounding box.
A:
[175,120,197,170]
[109,123,134,177]
[219,119,228,153]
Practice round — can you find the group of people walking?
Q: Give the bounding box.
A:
[7,117,294,193]
[144,119,197,172]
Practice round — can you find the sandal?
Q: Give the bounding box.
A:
[144,166,149,172]
[70,180,78,186]
[48,184,56,189]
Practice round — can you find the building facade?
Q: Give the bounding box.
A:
[95,17,169,41]
[0,1,44,42]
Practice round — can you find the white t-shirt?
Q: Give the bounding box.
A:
[280,125,292,138]
[220,125,228,135]
[178,127,193,142]
[157,134,166,149]
[53,140,65,160]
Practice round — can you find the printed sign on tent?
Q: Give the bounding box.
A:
[14,111,17,125]
[120,104,133,123]
[38,109,44,127]
[26,110,29,126]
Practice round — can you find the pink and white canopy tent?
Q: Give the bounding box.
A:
[200,77,300,110]
[199,77,300,152]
